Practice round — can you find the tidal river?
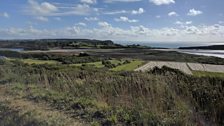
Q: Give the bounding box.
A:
[0,48,24,52]
[176,49,224,59]
[155,49,224,59]
[0,48,24,59]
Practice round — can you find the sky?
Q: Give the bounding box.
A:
[0,0,224,44]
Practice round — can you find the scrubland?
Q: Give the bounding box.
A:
[0,58,223,125]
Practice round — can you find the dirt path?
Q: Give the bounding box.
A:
[0,85,86,126]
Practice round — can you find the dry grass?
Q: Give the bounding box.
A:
[0,85,86,126]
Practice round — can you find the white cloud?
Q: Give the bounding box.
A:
[115,16,138,23]
[104,0,141,3]
[76,22,87,27]
[156,15,161,18]
[0,12,9,18]
[219,21,224,24]
[27,0,58,15]
[85,17,99,21]
[175,21,192,25]
[66,26,81,34]
[98,21,111,27]
[49,4,93,16]
[149,0,175,5]
[104,10,127,15]
[132,8,144,15]
[1,24,224,42]
[26,0,96,16]
[54,17,61,21]
[35,16,49,22]
[175,21,183,25]
[131,25,151,35]
[59,4,99,16]
[186,21,192,25]
[168,11,178,16]
[104,8,144,15]
[64,4,92,16]
[81,0,97,4]
[187,9,203,16]
[3,12,9,18]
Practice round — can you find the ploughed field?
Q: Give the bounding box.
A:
[135,61,224,75]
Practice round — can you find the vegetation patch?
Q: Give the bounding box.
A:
[71,59,126,69]
[193,71,224,78]
[13,58,59,65]
[0,103,47,126]
[111,60,145,71]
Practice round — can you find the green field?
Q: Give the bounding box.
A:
[71,61,104,68]
[193,71,224,78]
[7,58,59,65]
[22,59,59,65]
[71,59,145,71]
[71,59,124,68]
[111,60,145,71]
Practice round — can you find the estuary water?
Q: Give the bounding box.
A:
[0,48,24,52]
[156,49,224,59]
[116,41,224,59]
[176,49,224,58]
[0,48,24,58]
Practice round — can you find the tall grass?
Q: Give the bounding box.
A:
[0,60,223,125]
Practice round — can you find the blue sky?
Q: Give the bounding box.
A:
[0,0,224,43]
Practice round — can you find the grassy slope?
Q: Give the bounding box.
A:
[0,85,84,126]
[0,59,223,125]
[111,60,145,71]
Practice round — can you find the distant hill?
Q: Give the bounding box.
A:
[179,45,224,50]
[0,39,123,50]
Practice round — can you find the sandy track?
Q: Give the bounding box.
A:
[135,61,224,74]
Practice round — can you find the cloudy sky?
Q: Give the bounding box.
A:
[0,0,224,43]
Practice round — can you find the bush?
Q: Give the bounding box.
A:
[102,60,116,68]
[0,59,5,65]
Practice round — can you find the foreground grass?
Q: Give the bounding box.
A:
[0,85,84,126]
[0,59,223,125]
[5,83,191,126]
[193,71,224,78]
[111,60,145,71]
[0,102,48,126]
